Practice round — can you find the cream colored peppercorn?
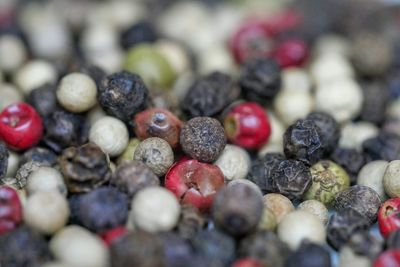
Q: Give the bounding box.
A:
[0,34,27,73]
[131,186,180,232]
[310,54,354,85]
[383,160,400,198]
[339,246,372,267]
[263,193,294,223]
[155,40,190,75]
[357,160,389,200]
[257,207,278,231]
[297,200,329,225]
[314,34,351,58]
[41,262,69,267]
[5,151,20,178]
[339,121,379,151]
[26,167,67,196]
[282,67,311,92]
[87,105,107,126]
[215,144,250,181]
[23,191,69,235]
[57,73,97,113]
[278,210,326,250]
[0,84,23,111]
[50,225,109,267]
[89,116,129,157]
[258,112,284,156]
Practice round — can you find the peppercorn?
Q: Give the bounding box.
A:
[257,206,278,231]
[159,232,193,267]
[283,119,325,165]
[0,225,51,267]
[306,111,340,154]
[383,160,400,198]
[304,160,350,205]
[59,143,111,193]
[363,132,400,162]
[100,226,127,246]
[117,138,140,164]
[232,258,263,267]
[333,185,381,224]
[272,38,309,68]
[177,204,206,240]
[339,245,372,267]
[285,241,332,267]
[386,230,400,249]
[228,178,263,196]
[0,84,23,112]
[0,186,22,234]
[331,148,365,184]
[238,230,291,267]
[43,109,89,153]
[27,84,59,117]
[215,144,250,181]
[374,250,400,267]
[298,199,329,224]
[340,121,378,151]
[360,82,389,125]
[111,161,159,199]
[239,58,281,102]
[120,21,158,49]
[5,151,19,178]
[98,71,149,123]
[26,166,67,196]
[14,161,42,189]
[212,183,263,236]
[20,147,57,167]
[346,231,383,259]
[263,193,295,223]
[181,71,239,118]
[378,198,400,237]
[0,142,8,179]
[110,231,164,267]
[73,63,106,88]
[327,209,370,250]
[134,137,174,176]
[179,117,226,162]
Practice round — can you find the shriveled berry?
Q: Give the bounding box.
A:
[0,186,22,234]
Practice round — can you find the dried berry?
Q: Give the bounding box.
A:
[346,231,382,259]
[98,71,149,123]
[27,84,58,117]
[263,193,294,223]
[283,119,325,165]
[285,241,332,267]
[59,143,111,193]
[15,161,42,189]
[306,111,340,154]
[177,205,206,240]
[180,117,226,163]
[159,232,193,267]
[333,185,381,224]
[20,147,57,167]
[181,72,239,118]
[0,186,22,234]
[361,82,389,125]
[330,148,365,184]
[327,209,370,250]
[239,58,281,102]
[0,142,8,178]
[363,132,400,162]
[120,21,158,49]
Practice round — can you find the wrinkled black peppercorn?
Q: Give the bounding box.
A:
[271,159,312,200]
[239,230,291,267]
[0,142,8,179]
[181,72,239,118]
[73,186,129,233]
[283,119,325,165]
[306,111,340,154]
[27,84,59,118]
[363,131,400,162]
[330,148,365,184]
[333,185,381,224]
[59,143,111,193]
[361,82,389,125]
[177,205,206,240]
[159,232,194,267]
[20,147,57,167]
[239,58,281,102]
[285,241,332,267]
[120,21,158,49]
[0,226,51,267]
[98,71,149,123]
[346,231,382,259]
[327,209,370,250]
[386,230,400,249]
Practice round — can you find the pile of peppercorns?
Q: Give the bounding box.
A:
[1,0,400,267]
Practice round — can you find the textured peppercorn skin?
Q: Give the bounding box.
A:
[363,132,400,162]
[0,142,8,178]
[27,84,59,118]
[180,117,226,163]
[285,241,332,267]
[20,147,57,167]
[98,71,149,123]
[330,148,365,184]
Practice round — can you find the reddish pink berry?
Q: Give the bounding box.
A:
[378,198,400,238]
[374,250,400,267]
[224,102,271,149]
[271,38,308,68]
[0,186,22,234]
[100,226,128,246]
[232,258,263,267]
[0,103,43,150]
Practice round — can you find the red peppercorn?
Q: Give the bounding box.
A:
[0,186,22,234]
[374,250,400,267]
[0,103,43,150]
[378,198,400,238]
[164,157,224,212]
[271,38,309,68]
[224,102,271,149]
[100,226,128,246]
[232,258,264,267]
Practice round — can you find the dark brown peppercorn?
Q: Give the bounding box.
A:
[346,231,382,259]
[177,204,206,240]
[181,72,240,118]
[386,230,400,249]
[285,241,332,267]
[283,119,325,165]
[27,84,58,118]
[59,143,111,193]
[360,82,389,125]
[330,148,365,184]
[363,131,400,162]
[180,117,226,163]
[20,147,57,167]
[0,142,8,179]
[212,183,263,236]
[159,232,193,267]
[110,231,165,267]
[98,71,149,124]
[120,21,158,49]
[111,161,159,199]
[238,230,291,267]
[306,111,340,154]
[327,209,370,250]
[333,185,381,224]
[271,159,312,200]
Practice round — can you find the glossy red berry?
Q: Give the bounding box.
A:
[271,38,308,68]
[378,198,400,238]
[0,186,22,234]
[165,157,224,212]
[0,103,43,150]
[224,102,271,149]
[100,226,127,246]
[374,250,400,267]
[232,258,264,267]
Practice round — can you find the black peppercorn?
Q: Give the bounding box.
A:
[159,232,194,267]
[239,58,281,102]
[212,183,263,236]
[271,159,312,200]
[333,185,381,224]
[0,142,8,179]
[346,231,383,259]
[110,231,165,267]
[0,226,51,267]
[246,153,285,194]
[181,72,239,118]
[43,109,89,153]
[238,230,291,267]
[20,147,57,167]
[98,71,149,123]
[59,143,111,193]
[386,230,400,249]
[363,131,400,162]
[73,63,107,88]
[177,204,206,240]
[283,119,325,165]
[120,21,158,49]
[330,147,365,184]
[27,84,58,118]
[360,82,389,125]
[180,117,226,163]
[285,241,332,267]
[327,209,370,250]
[306,111,340,154]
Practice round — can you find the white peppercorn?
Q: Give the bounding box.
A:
[310,54,354,85]
[0,34,27,73]
[130,186,180,232]
[5,151,20,178]
[215,144,250,181]
[383,160,400,198]
[282,67,311,92]
[339,246,372,267]
[258,111,285,156]
[298,200,329,225]
[23,191,70,235]
[357,160,388,200]
[155,40,190,75]
[50,225,110,267]
[339,121,379,151]
[278,210,326,250]
[89,116,129,157]
[258,207,278,231]
[274,90,314,126]
[88,105,107,126]
[263,193,294,223]
[0,83,23,111]
[26,167,67,196]
[117,138,140,164]
[57,73,97,113]
[41,262,69,267]
[314,34,351,58]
